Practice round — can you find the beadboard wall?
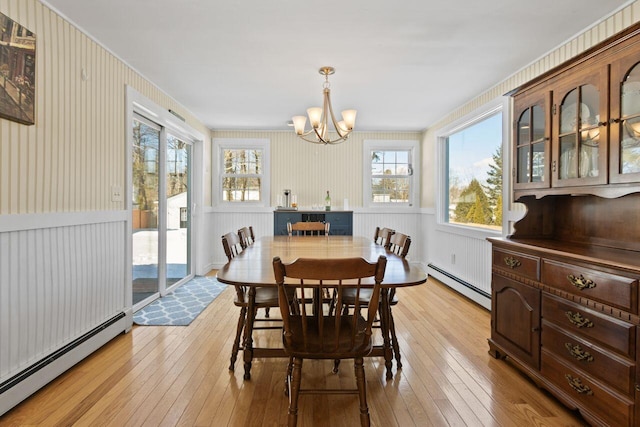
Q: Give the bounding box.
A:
[0,0,209,415]
[0,0,209,216]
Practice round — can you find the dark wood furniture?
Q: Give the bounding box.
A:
[339,229,411,369]
[274,210,353,235]
[216,236,427,380]
[237,226,255,249]
[221,232,283,375]
[373,226,394,246]
[287,221,329,236]
[489,24,640,427]
[273,255,387,427]
[387,232,411,258]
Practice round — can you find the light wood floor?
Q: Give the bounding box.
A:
[1,278,588,426]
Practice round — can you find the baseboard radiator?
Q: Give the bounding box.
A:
[427,263,491,310]
[0,310,131,416]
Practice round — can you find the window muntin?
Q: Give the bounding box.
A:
[369,149,413,204]
[445,111,502,231]
[222,149,263,202]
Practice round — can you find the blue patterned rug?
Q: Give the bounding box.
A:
[133,276,226,326]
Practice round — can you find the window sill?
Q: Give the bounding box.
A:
[435,221,502,240]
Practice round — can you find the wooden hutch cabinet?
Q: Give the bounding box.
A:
[489,24,640,427]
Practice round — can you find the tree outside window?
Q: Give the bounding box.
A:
[446,112,502,230]
[132,119,159,218]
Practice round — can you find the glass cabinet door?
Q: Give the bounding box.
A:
[552,70,608,187]
[610,44,640,184]
[513,90,550,190]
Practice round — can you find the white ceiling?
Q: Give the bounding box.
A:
[44,0,631,132]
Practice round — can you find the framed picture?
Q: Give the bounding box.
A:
[0,12,35,125]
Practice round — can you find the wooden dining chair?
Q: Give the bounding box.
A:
[387,232,411,258]
[222,232,283,377]
[339,231,411,370]
[238,226,275,318]
[272,255,387,427]
[237,226,255,249]
[373,226,394,247]
[287,221,329,236]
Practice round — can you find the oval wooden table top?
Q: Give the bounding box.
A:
[216,235,427,287]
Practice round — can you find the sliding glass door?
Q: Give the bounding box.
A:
[132,114,192,309]
[132,116,160,305]
[166,134,191,287]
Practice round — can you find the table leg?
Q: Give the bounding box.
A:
[242,286,257,380]
[379,288,394,379]
[389,307,402,369]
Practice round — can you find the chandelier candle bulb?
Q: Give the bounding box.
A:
[307,108,323,128]
[292,116,307,135]
[341,109,357,129]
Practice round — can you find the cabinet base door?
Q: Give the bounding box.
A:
[491,274,541,369]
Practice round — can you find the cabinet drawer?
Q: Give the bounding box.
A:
[542,294,635,358]
[542,321,634,395]
[541,351,634,427]
[492,248,540,281]
[541,259,638,313]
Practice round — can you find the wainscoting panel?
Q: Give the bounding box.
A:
[352,210,422,262]
[422,212,492,309]
[203,209,275,271]
[204,209,425,270]
[0,213,130,414]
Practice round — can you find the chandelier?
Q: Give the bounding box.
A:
[292,66,357,145]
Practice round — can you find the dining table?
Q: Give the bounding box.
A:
[216,235,428,380]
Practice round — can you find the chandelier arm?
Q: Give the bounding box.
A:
[322,88,331,141]
[296,132,350,145]
[313,126,329,144]
[325,89,348,138]
[298,133,330,144]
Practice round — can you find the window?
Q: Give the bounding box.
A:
[214,138,270,206]
[222,149,262,201]
[364,140,419,207]
[438,103,504,233]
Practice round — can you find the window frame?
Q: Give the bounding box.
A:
[435,97,509,239]
[212,138,270,209]
[363,139,419,209]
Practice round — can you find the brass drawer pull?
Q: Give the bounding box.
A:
[567,274,596,290]
[565,311,594,328]
[564,343,594,362]
[565,374,593,395]
[504,256,521,269]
